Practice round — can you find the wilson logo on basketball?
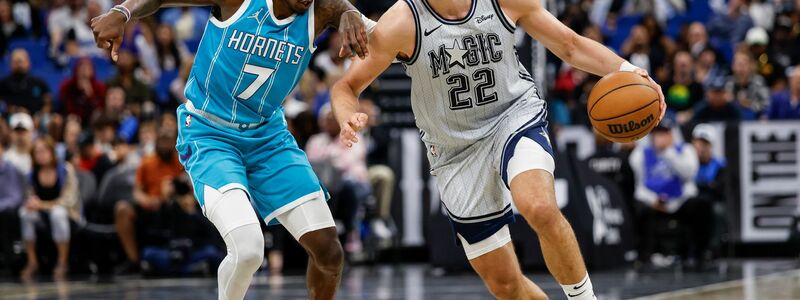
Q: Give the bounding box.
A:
[606,114,654,134]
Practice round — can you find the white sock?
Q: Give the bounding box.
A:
[560,273,596,300]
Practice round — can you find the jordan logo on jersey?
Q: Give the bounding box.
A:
[428,33,504,78]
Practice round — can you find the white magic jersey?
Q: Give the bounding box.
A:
[400,0,546,152]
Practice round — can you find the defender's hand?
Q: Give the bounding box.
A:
[337,10,368,59]
[90,11,126,62]
[339,112,368,148]
[633,68,666,123]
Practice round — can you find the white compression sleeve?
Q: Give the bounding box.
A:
[207,189,264,300]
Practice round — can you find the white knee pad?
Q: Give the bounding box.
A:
[275,196,336,241]
[507,137,555,184]
[48,206,70,242]
[458,225,512,260]
[206,188,260,237]
[218,223,264,300]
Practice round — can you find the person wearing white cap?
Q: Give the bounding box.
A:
[5,112,34,175]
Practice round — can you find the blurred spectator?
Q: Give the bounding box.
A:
[76,132,101,173]
[139,177,223,276]
[155,23,190,74]
[19,137,80,280]
[745,27,785,89]
[360,99,396,243]
[685,22,709,58]
[621,25,664,74]
[10,0,44,38]
[726,50,770,120]
[694,77,742,122]
[767,67,800,120]
[58,116,82,162]
[0,49,52,114]
[663,51,704,124]
[629,120,711,269]
[115,132,184,271]
[770,17,800,71]
[0,0,26,56]
[587,133,636,211]
[92,113,118,154]
[168,58,193,106]
[691,124,726,203]
[748,0,775,30]
[640,14,677,60]
[137,121,157,158]
[6,112,34,175]
[313,31,349,80]
[694,47,726,87]
[98,87,140,143]
[107,49,153,114]
[59,58,107,123]
[48,0,105,63]
[0,132,25,267]
[706,0,754,45]
[306,105,370,254]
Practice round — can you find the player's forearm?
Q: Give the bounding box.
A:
[317,0,359,29]
[331,81,361,125]
[562,35,626,76]
[119,0,214,19]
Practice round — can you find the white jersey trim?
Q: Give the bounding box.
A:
[209,0,252,28]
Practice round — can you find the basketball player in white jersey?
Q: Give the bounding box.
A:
[332,0,665,299]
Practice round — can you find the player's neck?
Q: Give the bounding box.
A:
[426,0,472,20]
[272,0,294,20]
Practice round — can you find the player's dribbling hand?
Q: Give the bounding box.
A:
[340,113,368,148]
[337,10,368,59]
[632,68,666,124]
[90,10,126,62]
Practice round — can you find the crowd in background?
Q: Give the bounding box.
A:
[0,0,798,280]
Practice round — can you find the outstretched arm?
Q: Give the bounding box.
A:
[500,0,666,120]
[331,1,414,147]
[91,0,219,61]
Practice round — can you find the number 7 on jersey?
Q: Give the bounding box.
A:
[237,64,275,100]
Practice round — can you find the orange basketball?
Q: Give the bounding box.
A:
[587,71,661,143]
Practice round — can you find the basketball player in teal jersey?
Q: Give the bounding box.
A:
[91,0,372,299]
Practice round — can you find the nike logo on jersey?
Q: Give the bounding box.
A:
[475,14,494,24]
[179,145,193,162]
[424,25,442,36]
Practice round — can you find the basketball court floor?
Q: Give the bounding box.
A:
[2,259,798,299]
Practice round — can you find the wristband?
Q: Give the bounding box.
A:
[619,61,638,72]
[111,5,131,23]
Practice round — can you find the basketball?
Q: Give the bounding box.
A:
[587,71,662,143]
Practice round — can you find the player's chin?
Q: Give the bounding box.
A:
[292,0,312,12]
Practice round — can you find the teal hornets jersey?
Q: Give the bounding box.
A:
[185,0,316,124]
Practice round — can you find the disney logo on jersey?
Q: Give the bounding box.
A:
[428,33,504,78]
[474,14,494,24]
[227,29,306,65]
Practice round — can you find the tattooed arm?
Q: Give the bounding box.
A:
[314,0,371,59]
[90,0,227,61]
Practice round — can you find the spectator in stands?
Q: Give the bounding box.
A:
[6,112,34,175]
[663,51,704,124]
[0,0,26,56]
[706,0,754,45]
[139,176,223,276]
[360,99,395,243]
[692,124,726,204]
[59,116,82,162]
[629,120,712,270]
[155,23,190,74]
[587,133,635,212]
[0,49,52,114]
[621,25,664,75]
[694,77,742,122]
[685,22,709,58]
[745,27,785,89]
[107,49,152,113]
[59,58,106,123]
[115,132,184,272]
[640,14,676,61]
[306,105,370,254]
[0,132,25,268]
[47,0,99,64]
[313,31,349,80]
[694,47,725,87]
[726,50,770,120]
[19,137,80,280]
[76,132,101,173]
[768,67,800,120]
